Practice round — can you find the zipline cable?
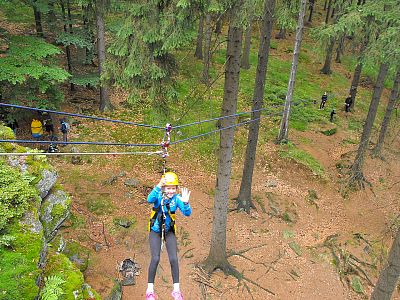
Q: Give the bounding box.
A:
[0,139,160,147]
[171,111,283,145]
[0,151,163,156]
[174,105,283,129]
[0,103,164,129]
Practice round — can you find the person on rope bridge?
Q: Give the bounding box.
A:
[146,172,192,300]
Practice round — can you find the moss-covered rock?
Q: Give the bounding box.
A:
[40,190,71,241]
[61,240,90,272]
[0,222,43,299]
[44,250,101,300]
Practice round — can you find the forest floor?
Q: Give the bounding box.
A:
[2,3,400,299]
[49,101,400,300]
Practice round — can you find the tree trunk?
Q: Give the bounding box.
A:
[237,0,276,212]
[325,0,332,23]
[204,13,243,273]
[275,27,286,39]
[320,37,335,74]
[195,14,204,59]
[277,0,307,143]
[324,0,328,10]
[240,16,253,70]
[215,14,223,34]
[96,0,113,112]
[83,3,94,65]
[372,67,400,158]
[348,63,389,189]
[47,0,57,33]
[335,34,345,63]
[349,35,369,109]
[371,229,400,300]
[60,0,75,91]
[33,2,44,37]
[308,0,315,23]
[202,14,212,85]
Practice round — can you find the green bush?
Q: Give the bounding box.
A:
[0,162,37,231]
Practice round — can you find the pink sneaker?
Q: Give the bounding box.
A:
[171,291,184,300]
[146,291,157,300]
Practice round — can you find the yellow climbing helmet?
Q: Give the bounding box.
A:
[162,172,179,186]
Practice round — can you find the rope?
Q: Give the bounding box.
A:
[174,105,283,129]
[0,139,160,147]
[0,151,163,156]
[171,111,283,145]
[0,103,164,129]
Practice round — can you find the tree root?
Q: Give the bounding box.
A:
[201,259,275,296]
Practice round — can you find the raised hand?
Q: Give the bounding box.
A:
[180,187,191,203]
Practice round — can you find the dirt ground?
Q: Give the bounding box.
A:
[53,116,400,300]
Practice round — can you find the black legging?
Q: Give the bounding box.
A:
[148,230,179,283]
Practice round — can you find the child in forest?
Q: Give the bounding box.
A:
[146,172,192,300]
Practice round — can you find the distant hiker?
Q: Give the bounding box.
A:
[60,119,69,144]
[146,172,192,300]
[320,92,328,109]
[344,95,352,112]
[330,109,336,122]
[7,117,18,136]
[31,119,43,138]
[43,113,54,138]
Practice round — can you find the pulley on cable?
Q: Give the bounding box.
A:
[160,123,172,174]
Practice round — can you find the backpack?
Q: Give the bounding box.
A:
[60,121,69,133]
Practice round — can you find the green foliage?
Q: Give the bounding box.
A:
[321,127,337,136]
[0,35,70,108]
[56,31,93,49]
[275,0,298,31]
[350,276,364,294]
[70,73,100,87]
[106,0,198,113]
[40,275,66,300]
[279,142,325,178]
[0,162,37,231]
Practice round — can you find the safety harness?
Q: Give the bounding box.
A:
[148,195,176,250]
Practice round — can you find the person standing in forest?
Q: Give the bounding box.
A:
[146,172,192,300]
[320,91,328,109]
[60,118,69,145]
[344,94,353,112]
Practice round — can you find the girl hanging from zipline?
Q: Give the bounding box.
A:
[146,172,192,300]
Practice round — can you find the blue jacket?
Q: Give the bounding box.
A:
[147,186,192,233]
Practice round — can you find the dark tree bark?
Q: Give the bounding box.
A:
[277,0,307,143]
[60,0,75,91]
[33,2,44,37]
[308,0,315,23]
[348,63,389,190]
[203,8,243,274]
[202,14,212,85]
[83,3,95,65]
[349,36,369,109]
[96,0,113,112]
[325,0,333,23]
[237,0,276,212]
[215,14,223,34]
[320,37,335,74]
[275,27,286,39]
[47,0,57,32]
[324,0,328,10]
[240,16,253,70]
[371,229,400,300]
[372,67,400,158]
[195,14,204,59]
[335,34,345,63]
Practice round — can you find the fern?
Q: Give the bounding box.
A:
[40,275,66,300]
